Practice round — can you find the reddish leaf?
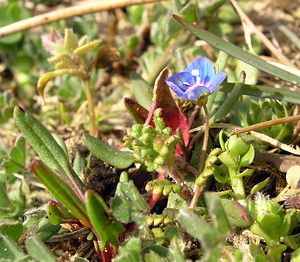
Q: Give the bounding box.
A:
[145,68,190,148]
[124,97,148,124]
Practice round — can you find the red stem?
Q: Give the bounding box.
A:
[147,172,165,210]
[190,105,210,208]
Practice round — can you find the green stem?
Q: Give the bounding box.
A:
[228,167,245,200]
[83,78,97,135]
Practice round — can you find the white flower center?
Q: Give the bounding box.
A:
[191,69,199,76]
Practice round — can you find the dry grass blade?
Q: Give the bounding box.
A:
[0,0,161,37]
[230,0,295,68]
[232,114,300,135]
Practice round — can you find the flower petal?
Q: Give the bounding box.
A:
[207,71,227,92]
[185,57,215,85]
[183,85,210,101]
[166,72,196,99]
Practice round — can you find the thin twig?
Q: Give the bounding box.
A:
[230,0,295,67]
[0,0,161,37]
[232,114,300,135]
[190,105,210,208]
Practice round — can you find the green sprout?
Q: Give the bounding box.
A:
[39,29,101,135]
[218,131,255,202]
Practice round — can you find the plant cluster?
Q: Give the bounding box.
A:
[1,1,300,262]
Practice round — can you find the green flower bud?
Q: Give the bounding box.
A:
[146,216,154,225]
[153,137,164,152]
[153,186,163,195]
[163,127,172,136]
[153,216,164,226]
[154,156,166,166]
[227,135,249,159]
[131,124,143,138]
[162,185,172,196]
[145,161,157,172]
[140,133,154,144]
[155,118,165,131]
[172,184,182,193]
[142,125,153,134]
[159,146,170,158]
[141,148,156,159]
[164,217,172,224]
[207,155,218,166]
[124,139,133,149]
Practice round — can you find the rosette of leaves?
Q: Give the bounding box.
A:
[234,99,292,143]
[248,193,298,261]
[124,108,179,172]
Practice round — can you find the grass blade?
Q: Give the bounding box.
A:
[172,14,300,87]
[220,82,300,104]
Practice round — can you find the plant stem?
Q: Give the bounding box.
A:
[148,172,165,210]
[83,79,97,135]
[0,0,162,37]
[190,105,210,208]
[228,167,245,200]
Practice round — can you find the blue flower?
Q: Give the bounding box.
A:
[166,57,227,101]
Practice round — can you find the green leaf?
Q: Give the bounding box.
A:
[0,3,29,46]
[124,97,149,124]
[73,152,86,176]
[220,82,300,105]
[172,15,300,87]
[239,144,255,167]
[114,238,142,262]
[0,220,23,241]
[111,196,131,223]
[35,218,61,241]
[85,190,124,250]
[144,251,165,262]
[5,136,26,175]
[177,208,220,249]
[25,236,56,262]
[250,178,270,196]
[205,193,231,235]
[84,134,134,169]
[0,235,26,260]
[0,184,13,216]
[291,247,300,262]
[31,161,89,227]
[221,199,251,228]
[131,73,153,110]
[7,181,26,218]
[47,200,76,225]
[13,107,81,187]
[112,172,148,223]
[218,130,226,151]
[211,82,243,123]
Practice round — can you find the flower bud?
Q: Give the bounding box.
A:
[227,135,249,159]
